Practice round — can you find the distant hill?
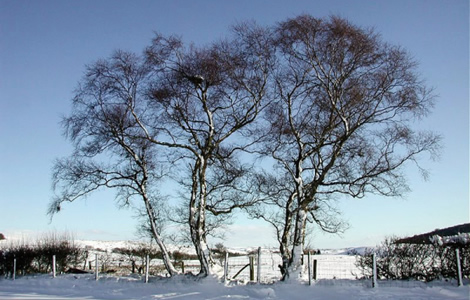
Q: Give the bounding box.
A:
[395,223,470,245]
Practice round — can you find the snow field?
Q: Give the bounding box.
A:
[0,273,468,300]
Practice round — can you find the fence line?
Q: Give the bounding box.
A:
[1,246,467,287]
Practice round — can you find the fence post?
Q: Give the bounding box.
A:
[145,254,149,283]
[455,248,463,287]
[308,251,312,286]
[52,255,56,278]
[372,253,377,288]
[257,247,261,283]
[12,258,16,280]
[224,252,229,282]
[313,259,317,281]
[249,255,255,282]
[95,254,99,281]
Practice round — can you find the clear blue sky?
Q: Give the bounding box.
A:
[0,0,468,249]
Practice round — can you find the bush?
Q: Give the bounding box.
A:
[0,233,84,276]
[212,243,227,256]
[171,250,198,261]
[0,243,38,276]
[35,232,84,273]
[355,236,470,282]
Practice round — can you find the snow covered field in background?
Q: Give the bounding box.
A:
[74,241,365,282]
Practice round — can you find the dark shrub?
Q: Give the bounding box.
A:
[356,236,470,282]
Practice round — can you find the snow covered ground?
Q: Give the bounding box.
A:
[0,273,468,300]
[0,240,468,299]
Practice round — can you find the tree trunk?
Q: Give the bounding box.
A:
[193,225,212,277]
[189,157,213,277]
[279,192,295,280]
[284,151,306,281]
[150,223,178,276]
[285,208,308,281]
[280,203,307,282]
[189,201,212,277]
[142,186,178,276]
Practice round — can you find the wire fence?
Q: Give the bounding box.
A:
[313,255,360,280]
[224,251,362,283]
[225,250,283,283]
[2,245,467,288]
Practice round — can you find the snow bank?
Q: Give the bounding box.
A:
[0,274,468,300]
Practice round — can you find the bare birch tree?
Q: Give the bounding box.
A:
[254,15,441,280]
[50,22,272,278]
[49,50,178,276]
[132,23,274,276]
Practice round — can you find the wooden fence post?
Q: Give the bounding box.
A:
[95,254,99,281]
[12,258,16,280]
[224,252,229,282]
[313,259,317,281]
[372,253,377,288]
[257,247,261,283]
[52,255,56,278]
[249,255,255,282]
[308,251,312,286]
[456,248,463,287]
[145,254,149,283]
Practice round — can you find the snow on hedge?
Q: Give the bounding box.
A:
[430,233,470,246]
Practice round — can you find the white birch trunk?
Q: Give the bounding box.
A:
[189,156,213,277]
[189,209,212,277]
[285,148,307,281]
[141,186,178,276]
[197,157,213,276]
[152,225,178,276]
[288,208,308,281]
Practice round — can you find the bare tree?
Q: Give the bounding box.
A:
[137,23,274,276]
[51,23,273,278]
[49,50,178,276]
[254,15,441,280]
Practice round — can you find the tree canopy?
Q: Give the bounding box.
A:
[51,15,440,279]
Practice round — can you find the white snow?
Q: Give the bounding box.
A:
[430,233,470,246]
[0,274,468,300]
[74,240,197,255]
